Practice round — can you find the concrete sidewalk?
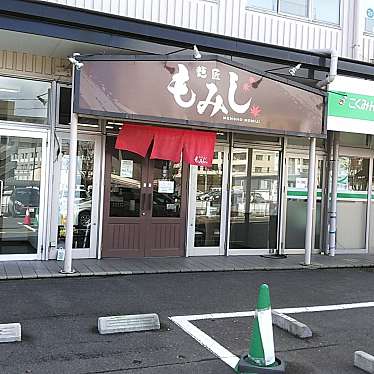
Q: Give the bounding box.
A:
[1,253,374,280]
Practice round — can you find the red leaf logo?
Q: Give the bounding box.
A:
[250,105,262,117]
[248,76,257,84]
[242,82,251,92]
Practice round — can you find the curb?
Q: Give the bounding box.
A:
[272,311,312,339]
[1,263,374,281]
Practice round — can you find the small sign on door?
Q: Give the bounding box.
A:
[158,180,174,193]
[120,160,133,178]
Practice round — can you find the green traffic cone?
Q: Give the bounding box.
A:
[236,284,286,373]
[248,284,275,367]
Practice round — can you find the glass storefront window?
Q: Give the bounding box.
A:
[57,140,95,249]
[109,150,142,217]
[0,135,43,254]
[152,160,182,218]
[336,157,369,250]
[230,148,280,249]
[285,156,323,249]
[340,133,370,148]
[194,150,224,247]
[0,77,50,125]
[369,163,374,252]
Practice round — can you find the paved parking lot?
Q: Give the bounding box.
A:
[0,268,374,373]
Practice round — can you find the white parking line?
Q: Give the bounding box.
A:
[171,316,240,368]
[170,301,374,370]
[17,222,37,232]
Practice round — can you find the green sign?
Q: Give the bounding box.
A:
[328,91,374,121]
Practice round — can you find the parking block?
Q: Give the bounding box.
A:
[0,323,21,343]
[354,351,374,373]
[98,313,160,334]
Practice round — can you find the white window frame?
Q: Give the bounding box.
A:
[0,123,49,261]
[246,0,341,28]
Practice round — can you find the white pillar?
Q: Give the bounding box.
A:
[329,132,339,257]
[62,66,78,273]
[304,137,316,265]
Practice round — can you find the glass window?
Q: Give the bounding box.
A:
[110,150,142,217]
[247,0,277,11]
[285,156,323,249]
[366,4,374,33]
[230,148,280,250]
[340,132,370,148]
[152,159,182,218]
[337,157,369,250]
[312,0,340,24]
[57,140,95,249]
[0,136,43,255]
[233,152,247,161]
[366,17,374,33]
[279,0,308,17]
[233,164,247,173]
[0,77,50,125]
[369,163,374,251]
[194,148,224,247]
[59,87,71,125]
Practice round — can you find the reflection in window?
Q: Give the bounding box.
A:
[248,0,340,25]
[232,164,246,173]
[337,157,369,250]
[312,0,340,24]
[0,136,43,254]
[57,140,95,249]
[0,77,50,124]
[338,157,369,192]
[110,150,142,217]
[152,159,182,218]
[233,152,247,161]
[247,0,277,11]
[279,0,308,17]
[230,149,280,249]
[285,157,323,249]
[367,17,374,33]
[194,150,224,247]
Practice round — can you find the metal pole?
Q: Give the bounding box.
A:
[323,131,333,253]
[329,132,339,257]
[304,137,316,265]
[62,65,78,273]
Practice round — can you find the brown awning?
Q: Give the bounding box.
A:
[115,123,216,167]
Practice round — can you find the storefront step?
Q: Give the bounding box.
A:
[1,255,374,280]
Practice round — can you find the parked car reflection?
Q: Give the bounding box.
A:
[8,187,39,217]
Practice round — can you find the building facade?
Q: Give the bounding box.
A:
[0,0,374,262]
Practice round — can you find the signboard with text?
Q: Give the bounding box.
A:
[328,75,374,135]
[75,58,324,136]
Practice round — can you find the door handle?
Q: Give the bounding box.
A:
[147,192,152,211]
[141,192,145,211]
[0,180,3,216]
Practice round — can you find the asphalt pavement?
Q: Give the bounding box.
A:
[0,268,374,373]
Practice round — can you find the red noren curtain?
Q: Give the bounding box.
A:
[115,123,216,167]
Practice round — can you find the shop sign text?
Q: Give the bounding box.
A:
[167,63,262,124]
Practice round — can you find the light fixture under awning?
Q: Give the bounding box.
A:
[115,123,216,167]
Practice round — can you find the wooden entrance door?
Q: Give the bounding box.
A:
[102,137,188,257]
